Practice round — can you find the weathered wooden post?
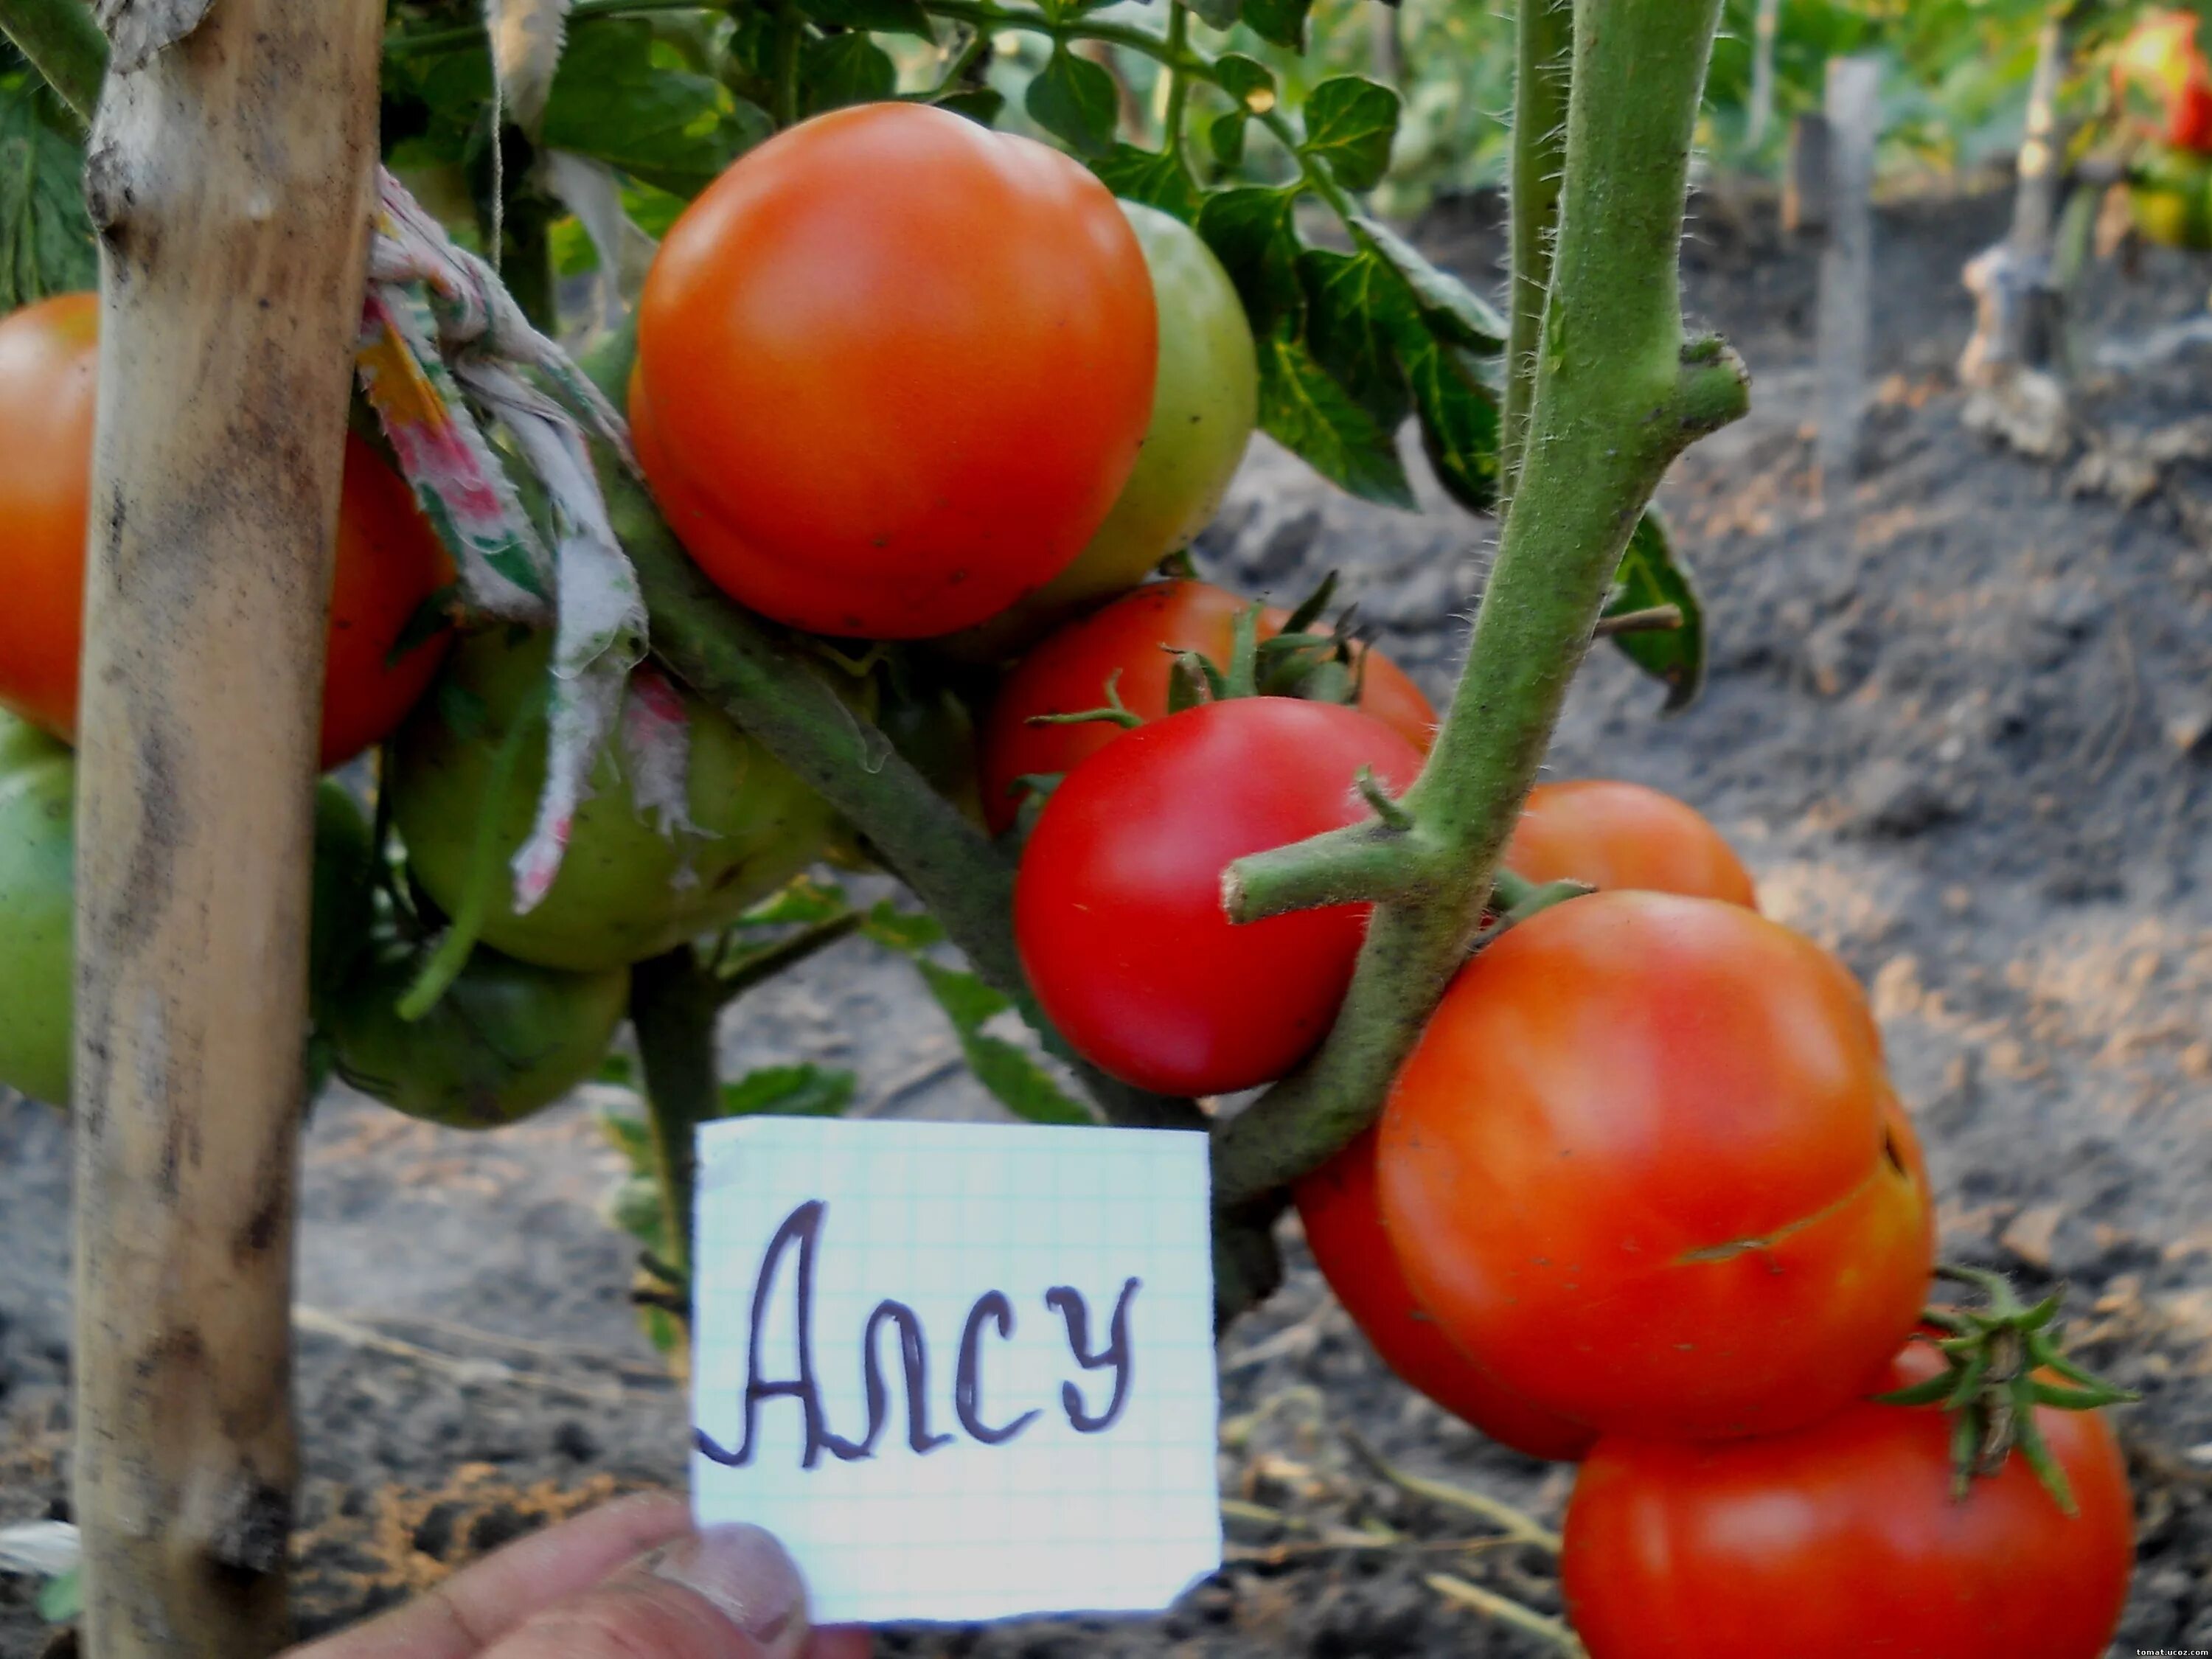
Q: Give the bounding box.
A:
[71,0,382,1652]
[1815,54,1879,495]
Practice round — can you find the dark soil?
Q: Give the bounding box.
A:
[6,184,2212,1656]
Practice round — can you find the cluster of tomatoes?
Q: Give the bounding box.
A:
[0,97,2142,1652]
[2117,10,2212,247]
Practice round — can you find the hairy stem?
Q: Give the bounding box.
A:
[1162,1,1190,160]
[629,948,725,1283]
[1503,0,1571,504]
[1211,0,1748,1214]
[0,0,105,121]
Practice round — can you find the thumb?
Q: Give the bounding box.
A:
[479,1523,823,1659]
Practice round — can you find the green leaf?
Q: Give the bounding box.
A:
[1256,327,1413,509]
[1196,184,1305,333]
[1299,246,1413,431]
[1403,338,1501,515]
[860,900,947,955]
[540,21,762,198]
[1092,142,1201,222]
[1240,0,1312,51]
[1026,46,1119,159]
[0,77,96,310]
[1208,108,1248,168]
[596,1052,636,1085]
[935,86,1005,126]
[1604,507,1706,712]
[912,959,1093,1126]
[1299,75,1400,193]
[37,1566,80,1626]
[741,874,851,928]
[598,1110,655,1175]
[796,0,935,40]
[1180,0,1241,31]
[1211,52,1276,112]
[1352,215,1506,350]
[717,1062,858,1119]
[799,32,899,116]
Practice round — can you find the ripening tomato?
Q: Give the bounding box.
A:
[390,629,838,973]
[1295,1130,1596,1461]
[2115,9,2212,153]
[1378,891,1933,1440]
[979,580,1436,833]
[1561,1340,2134,1659]
[1505,779,1757,908]
[947,202,1259,660]
[0,294,453,770]
[1016,697,1423,1096]
[633,102,1157,639]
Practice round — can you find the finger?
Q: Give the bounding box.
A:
[808,1627,877,1659]
[288,1492,694,1659]
[479,1523,815,1659]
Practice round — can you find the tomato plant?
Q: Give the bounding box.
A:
[323,928,630,1130]
[632,102,1158,639]
[390,628,839,973]
[1505,779,1758,908]
[2129,142,2212,247]
[2114,8,2212,152]
[1561,1339,2135,1659]
[1295,1129,1596,1461]
[0,293,454,771]
[978,579,1436,834]
[1377,890,1934,1440]
[951,201,1259,659]
[1016,696,1423,1096]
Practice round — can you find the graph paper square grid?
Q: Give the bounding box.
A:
[691,1117,1222,1625]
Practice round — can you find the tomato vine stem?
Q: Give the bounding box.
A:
[1210,0,1750,1217]
[1502,0,1572,508]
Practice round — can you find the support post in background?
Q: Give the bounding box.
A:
[1783,111,1830,236]
[1747,0,1781,152]
[1815,54,1879,498]
[71,0,383,1652]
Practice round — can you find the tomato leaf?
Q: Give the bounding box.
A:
[540,20,763,197]
[1403,337,1501,515]
[1241,0,1312,52]
[1180,0,1242,32]
[1196,184,1305,332]
[1352,215,1506,352]
[1299,245,1413,432]
[1299,75,1399,193]
[1212,52,1277,112]
[933,85,1005,125]
[799,32,899,116]
[911,959,1094,1127]
[0,64,96,311]
[1208,108,1248,167]
[1092,142,1202,222]
[1604,507,1706,712]
[717,1062,858,1119]
[1257,326,1414,509]
[1026,46,1119,159]
[796,0,935,41]
[740,874,851,928]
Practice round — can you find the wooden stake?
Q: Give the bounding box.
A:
[1815,55,1879,495]
[72,0,381,1652]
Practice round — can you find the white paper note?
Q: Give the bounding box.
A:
[690,1117,1222,1625]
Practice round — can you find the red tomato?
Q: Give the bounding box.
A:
[633,102,1157,639]
[1015,698,1423,1096]
[1561,1341,2135,1659]
[1377,891,1933,1440]
[1505,779,1756,909]
[978,580,1436,833]
[0,294,453,770]
[1295,1130,1595,1461]
[2116,10,2212,153]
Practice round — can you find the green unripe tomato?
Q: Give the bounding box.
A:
[322,928,629,1130]
[390,629,838,971]
[2130,145,2212,248]
[0,717,72,1105]
[945,201,1258,660]
[0,713,376,1108]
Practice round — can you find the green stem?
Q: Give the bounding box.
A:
[0,0,106,124]
[1210,0,1748,1213]
[1162,1,1189,159]
[496,191,560,338]
[1503,0,1572,506]
[629,948,726,1284]
[772,0,804,127]
[714,911,865,1004]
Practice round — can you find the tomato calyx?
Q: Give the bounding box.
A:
[1876,1263,2138,1515]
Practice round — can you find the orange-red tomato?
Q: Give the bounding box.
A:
[633,102,1157,639]
[1377,891,1933,1441]
[1505,779,1756,908]
[978,580,1436,833]
[1295,1130,1595,1461]
[2116,10,2212,153]
[1561,1341,2135,1659]
[0,294,452,771]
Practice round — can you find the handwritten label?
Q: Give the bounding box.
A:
[691,1118,1222,1624]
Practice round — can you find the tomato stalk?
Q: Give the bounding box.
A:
[1501,0,1572,508]
[1210,0,1750,1212]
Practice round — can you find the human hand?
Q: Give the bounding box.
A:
[285,1493,871,1659]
